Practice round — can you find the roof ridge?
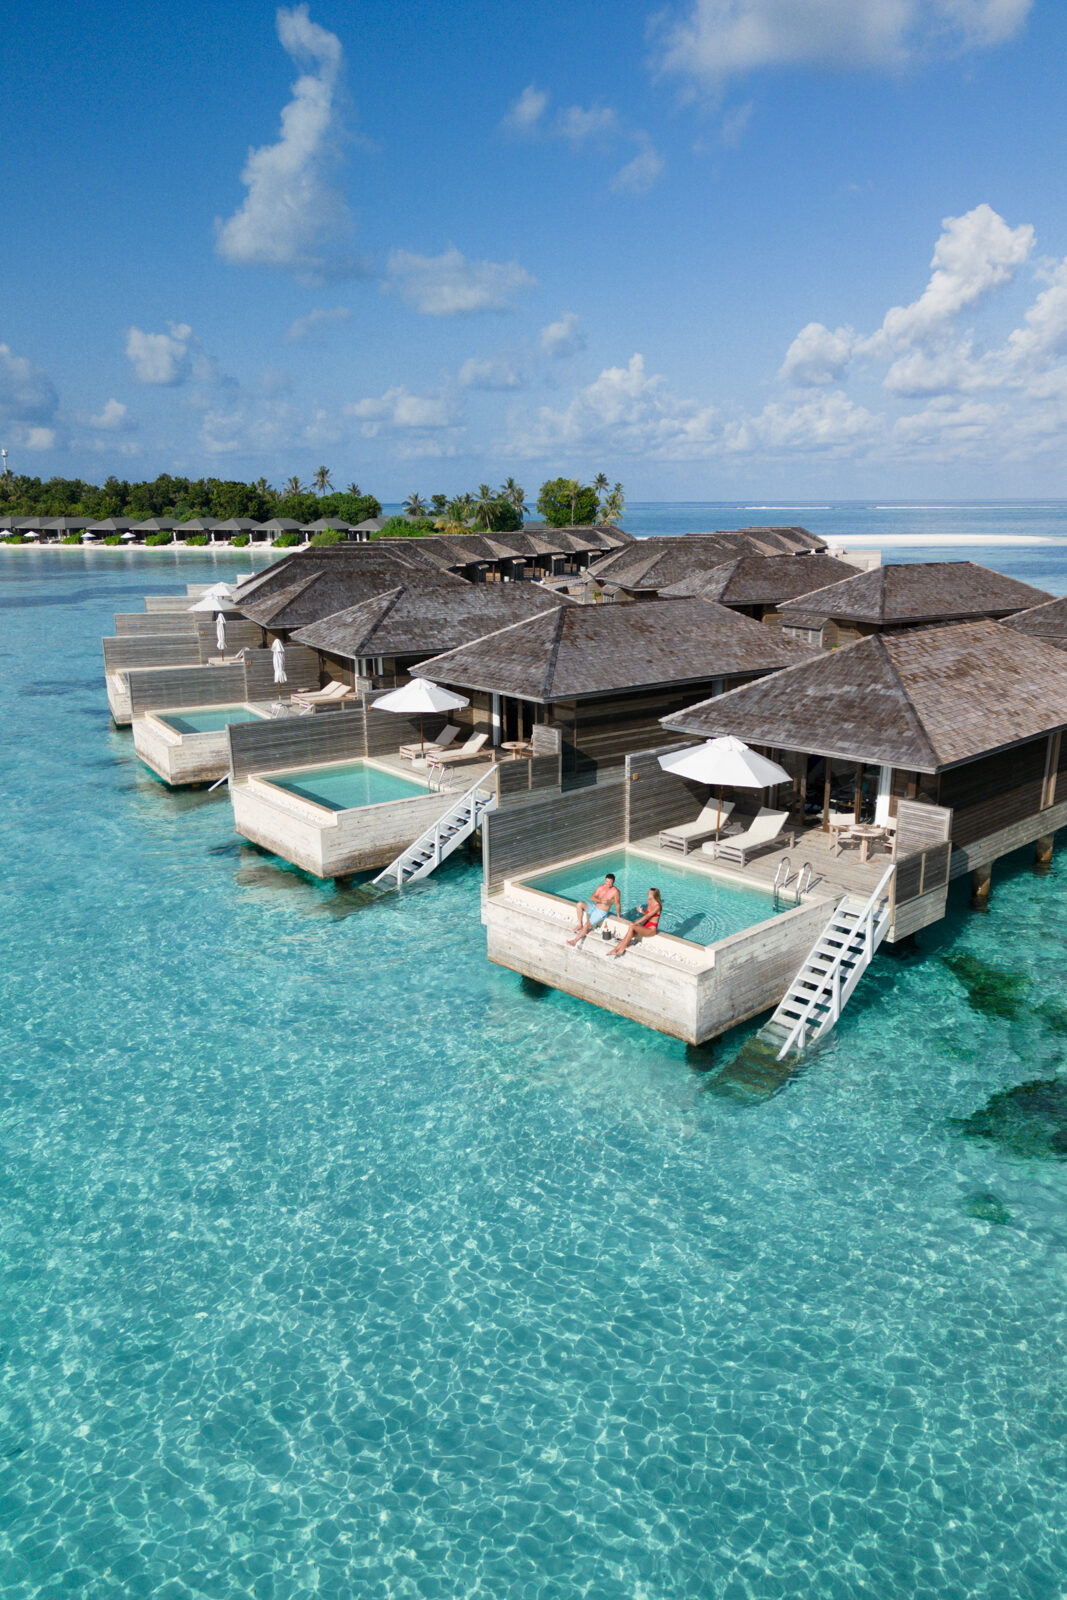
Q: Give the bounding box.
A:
[540,606,569,699]
[875,632,941,768]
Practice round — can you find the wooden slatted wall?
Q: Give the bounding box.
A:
[894,800,952,856]
[496,754,562,803]
[623,746,706,841]
[243,646,318,697]
[114,613,198,636]
[362,695,448,757]
[128,664,247,716]
[228,707,367,782]
[937,739,1049,847]
[103,635,204,672]
[483,774,626,888]
[565,688,722,776]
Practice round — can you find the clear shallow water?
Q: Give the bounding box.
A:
[267,759,427,811]
[524,850,777,945]
[159,706,265,736]
[1,545,1067,1600]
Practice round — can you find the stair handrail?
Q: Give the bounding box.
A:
[372,775,496,887]
[777,863,895,1058]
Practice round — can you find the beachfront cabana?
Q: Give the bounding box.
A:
[777,561,1052,649]
[212,517,263,543]
[414,597,808,779]
[87,518,134,537]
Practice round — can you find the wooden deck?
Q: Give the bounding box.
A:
[628,823,890,902]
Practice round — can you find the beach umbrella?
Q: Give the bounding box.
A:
[374,677,470,754]
[216,613,227,653]
[271,637,287,684]
[120,531,138,542]
[658,736,790,832]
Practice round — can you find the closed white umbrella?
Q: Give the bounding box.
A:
[374,677,470,754]
[216,613,227,653]
[658,736,790,831]
[271,636,287,684]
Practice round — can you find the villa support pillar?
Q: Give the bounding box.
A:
[1035,834,1054,872]
[971,864,992,912]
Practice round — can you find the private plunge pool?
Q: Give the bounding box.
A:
[157,704,267,735]
[521,848,781,946]
[261,759,428,812]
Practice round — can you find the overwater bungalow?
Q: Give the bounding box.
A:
[659,552,859,621]
[414,596,807,774]
[777,560,1051,648]
[478,617,1067,1046]
[582,528,834,599]
[291,581,569,690]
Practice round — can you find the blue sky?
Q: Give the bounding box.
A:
[5,0,1067,499]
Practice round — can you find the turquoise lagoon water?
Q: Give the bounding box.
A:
[159,705,265,736]
[266,759,427,811]
[1,545,1067,1599]
[524,850,777,945]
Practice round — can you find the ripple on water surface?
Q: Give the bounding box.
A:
[1,552,1067,1600]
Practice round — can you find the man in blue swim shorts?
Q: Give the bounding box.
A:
[567,873,621,946]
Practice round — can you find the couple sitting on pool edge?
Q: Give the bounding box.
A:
[566,873,662,958]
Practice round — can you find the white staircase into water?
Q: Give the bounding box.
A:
[760,864,895,1059]
[371,776,497,889]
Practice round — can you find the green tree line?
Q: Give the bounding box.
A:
[394,475,624,536]
[0,471,381,526]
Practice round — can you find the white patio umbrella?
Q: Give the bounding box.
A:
[658,735,790,832]
[187,582,233,612]
[374,677,470,754]
[271,636,287,684]
[216,612,227,653]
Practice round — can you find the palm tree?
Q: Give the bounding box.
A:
[599,483,625,525]
[255,476,271,496]
[430,493,448,515]
[501,476,527,521]
[475,483,497,531]
[434,511,469,537]
[403,492,427,516]
[593,472,609,502]
[452,492,475,522]
[345,482,362,496]
[284,476,304,498]
[564,478,583,526]
[313,465,333,496]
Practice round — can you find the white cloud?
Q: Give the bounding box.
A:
[345,385,459,434]
[458,356,523,390]
[779,322,855,385]
[284,305,351,343]
[88,398,133,431]
[540,312,585,358]
[893,395,1005,451]
[125,323,193,385]
[656,0,1032,89]
[215,6,356,277]
[385,247,536,316]
[509,353,720,460]
[611,141,665,194]
[501,84,548,133]
[21,427,57,451]
[725,389,881,454]
[0,343,58,424]
[556,104,619,143]
[864,204,1033,352]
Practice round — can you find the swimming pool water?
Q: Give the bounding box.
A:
[2,549,1067,1600]
[265,758,427,811]
[526,849,778,944]
[159,704,265,735]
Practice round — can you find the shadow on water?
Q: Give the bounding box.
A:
[952,1078,1067,1161]
[941,952,1028,1020]
[962,1190,1013,1225]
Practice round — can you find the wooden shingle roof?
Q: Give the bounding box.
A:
[230,546,447,607]
[292,582,569,659]
[777,561,1051,627]
[413,598,808,703]
[679,525,826,552]
[663,619,1067,772]
[238,565,463,630]
[1000,595,1067,648]
[660,553,859,606]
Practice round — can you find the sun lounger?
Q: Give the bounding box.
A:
[704,807,791,866]
[426,733,490,785]
[290,680,357,709]
[658,799,735,854]
[399,725,461,763]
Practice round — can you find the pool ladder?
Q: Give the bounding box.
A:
[773,858,814,911]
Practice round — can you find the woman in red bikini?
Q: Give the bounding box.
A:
[608,888,662,958]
